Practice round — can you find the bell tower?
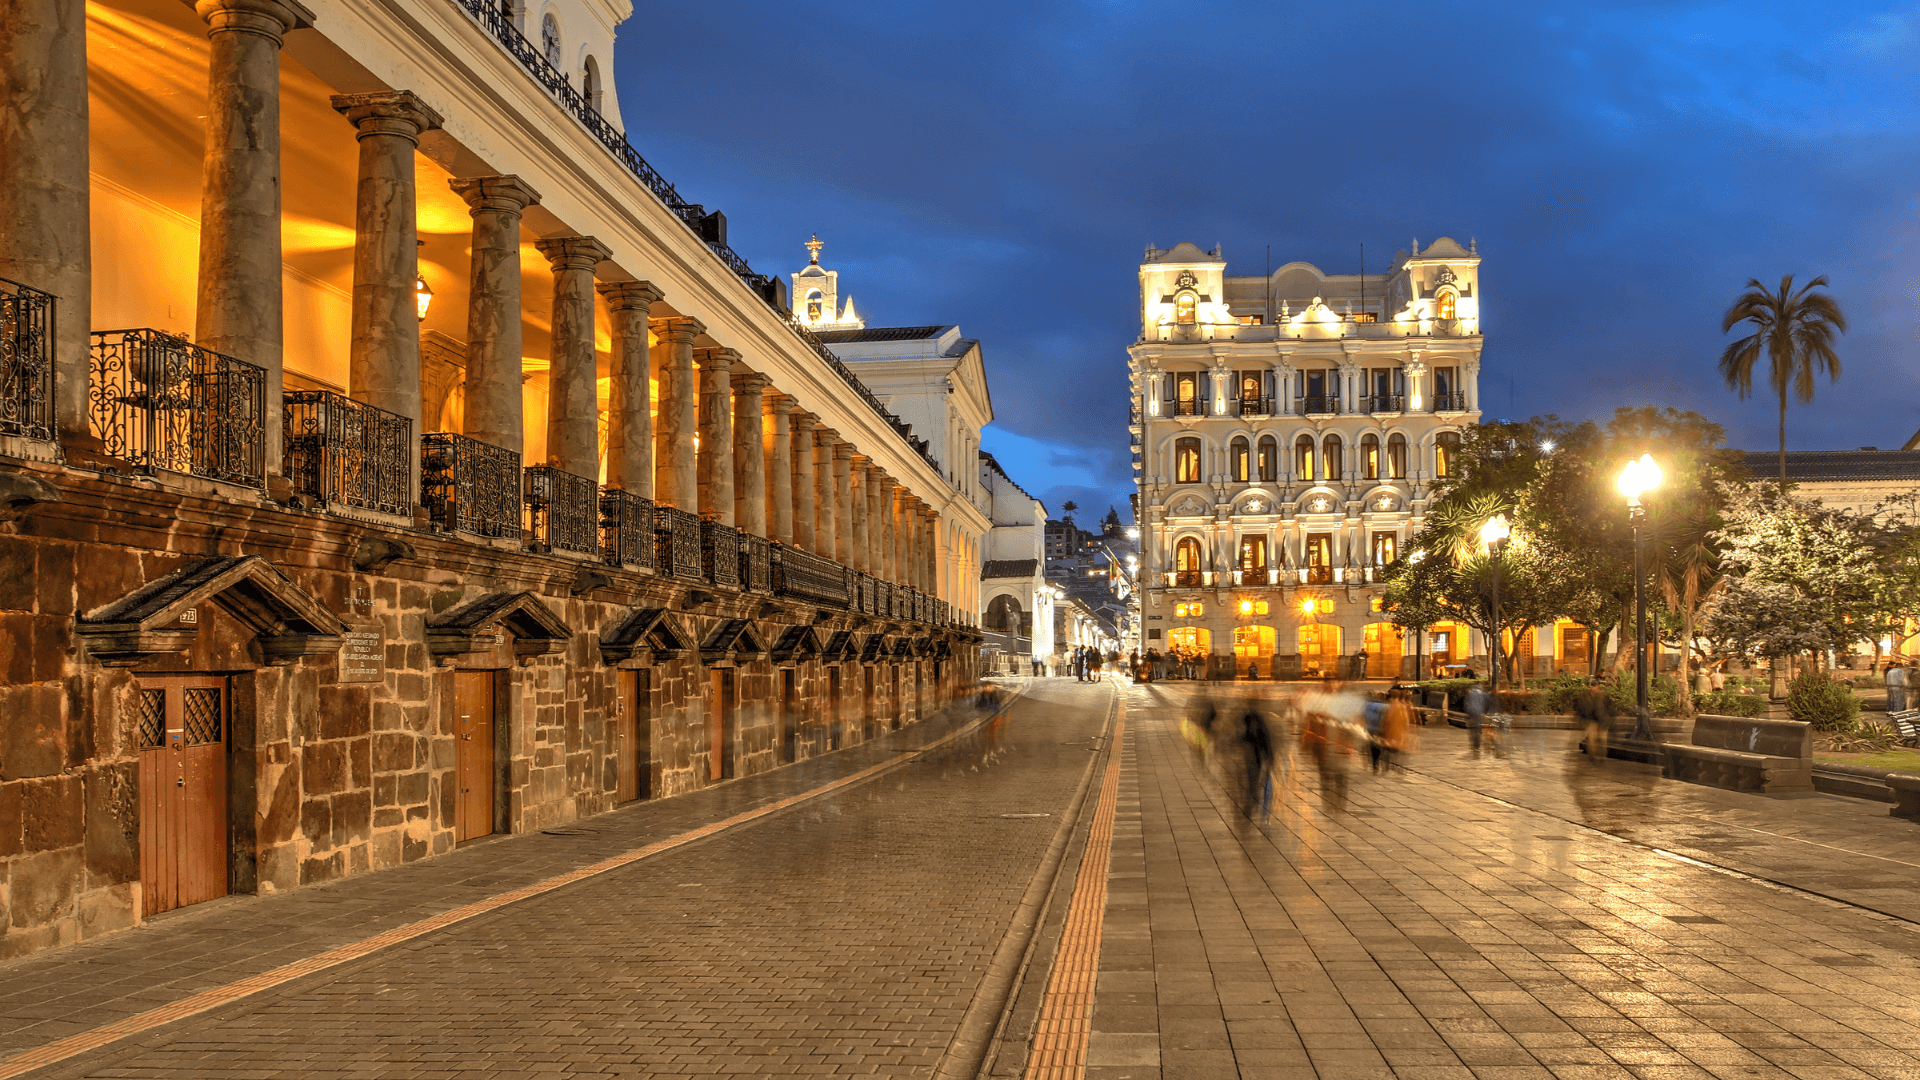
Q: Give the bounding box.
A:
[789,235,863,330]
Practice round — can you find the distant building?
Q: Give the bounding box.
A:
[977,453,1055,673]
[790,235,864,330]
[1737,446,1920,520]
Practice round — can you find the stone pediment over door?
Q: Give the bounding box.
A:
[699,619,767,665]
[599,607,693,665]
[769,624,824,663]
[427,592,572,666]
[77,555,348,667]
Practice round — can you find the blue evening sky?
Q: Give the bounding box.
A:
[612,1,1920,522]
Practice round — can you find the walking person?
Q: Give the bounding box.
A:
[1238,707,1275,819]
[1888,661,1910,714]
[1381,687,1414,772]
[1464,680,1490,759]
[1576,678,1612,762]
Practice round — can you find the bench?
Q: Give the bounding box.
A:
[1886,772,1920,821]
[1663,714,1813,794]
[1890,709,1920,747]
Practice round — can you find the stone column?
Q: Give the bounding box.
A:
[871,474,892,582]
[834,444,856,568]
[790,411,816,551]
[846,456,870,572]
[731,370,768,536]
[595,281,662,496]
[0,0,91,443]
[813,428,838,561]
[765,394,794,544]
[650,316,703,509]
[450,175,540,457]
[332,91,441,510]
[694,347,737,523]
[863,469,881,578]
[193,0,315,481]
[533,235,609,478]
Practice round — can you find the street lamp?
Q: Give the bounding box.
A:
[1617,453,1663,741]
[1479,515,1510,698]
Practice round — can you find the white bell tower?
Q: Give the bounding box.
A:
[789,235,864,330]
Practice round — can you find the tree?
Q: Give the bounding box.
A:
[1719,275,1847,486]
[1102,507,1122,532]
[1655,515,1721,717]
[1714,484,1879,670]
[1698,579,1830,667]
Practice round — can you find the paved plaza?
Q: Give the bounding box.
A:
[3,680,1919,1079]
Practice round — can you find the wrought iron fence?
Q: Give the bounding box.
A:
[523,465,598,555]
[1171,400,1203,417]
[1366,394,1404,414]
[740,533,772,594]
[89,329,265,487]
[1300,396,1338,415]
[654,505,703,579]
[599,488,654,570]
[1432,392,1467,411]
[421,431,521,538]
[1237,397,1272,416]
[771,543,849,605]
[284,390,411,515]
[0,278,54,441]
[701,519,741,588]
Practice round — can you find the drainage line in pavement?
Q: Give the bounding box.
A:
[932,683,1119,1080]
[0,688,1031,1080]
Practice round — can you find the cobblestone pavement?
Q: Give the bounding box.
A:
[1012,682,1920,1080]
[5,681,1118,1078]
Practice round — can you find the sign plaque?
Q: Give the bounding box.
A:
[339,623,385,683]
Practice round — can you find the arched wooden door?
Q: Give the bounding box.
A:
[137,676,229,917]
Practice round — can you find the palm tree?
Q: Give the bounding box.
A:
[1719,275,1847,486]
[1656,516,1721,718]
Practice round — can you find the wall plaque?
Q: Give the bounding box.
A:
[339,624,385,682]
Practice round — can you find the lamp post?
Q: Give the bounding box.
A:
[1616,453,1663,741]
[1479,516,1510,698]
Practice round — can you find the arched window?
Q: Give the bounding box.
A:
[1174,537,1203,587]
[1322,435,1343,480]
[1361,434,1380,480]
[1173,372,1201,416]
[1239,535,1267,571]
[1435,431,1460,478]
[541,13,562,68]
[1295,435,1314,480]
[984,594,1022,632]
[1387,434,1407,479]
[1230,436,1250,482]
[582,56,602,112]
[1257,435,1277,481]
[1174,437,1201,484]
[1436,290,1457,320]
[1175,293,1197,324]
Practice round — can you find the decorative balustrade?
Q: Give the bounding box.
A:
[284,390,412,516]
[1236,397,1272,417]
[771,543,850,605]
[524,466,599,555]
[421,431,521,538]
[89,329,265,487]
[0,278,54,441]
[1170,400,1204,417]
[1300,396,1338,416]
[1432,392,1468,412]
[856,573,876,615]
[700,519,741,588]
[653,505,703,579]
[740,533,772,594]
[1168,570,1214,588]
[599,489,654,570]
[1366,394,1405,414]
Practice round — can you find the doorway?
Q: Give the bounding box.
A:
[889,665,901,730]
[614,669,650,802]
[1363,623,1403,679]
[1296,624,1342,677]
[779,668,797,764]
[827,666,842,750]
[709,668,736,781]
[136,675,230,917]
[453,671,496,843]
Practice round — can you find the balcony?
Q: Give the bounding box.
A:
[1304,565,1333,585]
[700,518,741,588]
[1232,568,1279,586]
[1433,392,1468,412]
[1167,570,1216,589]
[1170,400,1204,417]
[1236,397,1272,417]
[771,543,850,605]
[89,329,265,488]
[654,505,703,579]
[598,488,654,570]
[284,391,411,516]
[0,277,54,442]
[1299,396,1339,416]
[1365,394,1404,414]
[422,431,521,538]
[523,466,599,555]
[740,533,772,594]
[855,572,877,615]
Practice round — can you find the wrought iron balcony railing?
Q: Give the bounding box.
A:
[1231,568,1279,586]
[89,329,265,487]
[855,572,877,616]
[1168,570,1213,588]
[1170,400,1203,417]
[654,504,703,579]
[771,543,849,605]
[284,390,412,516]
[599,488,654,570]
[1304,565,1333,585]
[1433,392,1468,412]
[1300,396,1338,415]
[421,431,521,538]
[522,465,598,555]
[740,533,772,594]
[1365,394,1404,414]
[700,518,741,588]
[1236,397,1272,416]
[0,277,54,441]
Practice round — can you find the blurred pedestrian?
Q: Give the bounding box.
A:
[1576,678,1612,762]
[1381,687,1414,771]
[1464,680,1490,758]
[1363,695,1387,772]
[1888,661,1910,713]
[1238,708,1274,818]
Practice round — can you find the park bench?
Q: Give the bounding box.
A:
[1663,714,1813,794]
[1884,772,1920,821]
[1890,709,1920,747]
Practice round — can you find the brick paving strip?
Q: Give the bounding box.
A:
[1021,701,1128,1080]
[0,690,1029,1080]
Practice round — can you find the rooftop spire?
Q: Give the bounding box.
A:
[805,234,824,265]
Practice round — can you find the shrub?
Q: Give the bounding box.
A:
[1785,669,1861,731]
[1496,690,1545,714]
[1541,673,1593,715]
[1695,690,1766,718]
[1606,672,1680,718]
[1414,678,1481,706]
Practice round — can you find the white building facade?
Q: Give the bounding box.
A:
[1130,239,1486,678]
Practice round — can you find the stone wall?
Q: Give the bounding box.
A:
[0,456,975,959]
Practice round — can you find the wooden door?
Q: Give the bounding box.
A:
[709,668,735,781]
[137,676,229,917]
[614,669,649,802]
[779,669,797,764]
[453,672,495,842]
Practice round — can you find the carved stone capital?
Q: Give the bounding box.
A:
[693,346,739,373]
[450,175,541,217]
[534,234,610,273]
[651,316,705,345]
[196,0,312,42]
[330,90,442,143]
[596,279,664,312]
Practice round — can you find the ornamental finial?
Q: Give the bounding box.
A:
[805,234,824,264]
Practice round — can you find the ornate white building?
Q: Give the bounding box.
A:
[1130,239,1485,678]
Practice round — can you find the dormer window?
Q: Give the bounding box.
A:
[1175,293,1197,325]
[1436,290,1457,320]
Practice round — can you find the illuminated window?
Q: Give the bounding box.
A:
[1255,600,1270,615]
[1322,435,1342,480]
[1370,597,1385,613]
[1239,535,1267,571]
[1295,435,1314,480]
[1175,293,1197,324]
[1361,434,1380,480]
[1371,532,1396,565]
[1436,290,1457,320]
[1435,431,1460,478]
[1174,601,1205,618]
[1230,436,1250,482]
[1175,538,1202,573]
[1257,436,1277,481]
[1351,311,1378,323]
[1239,373,1261,402]
[1306,534,1332,584]
[1388,434,1407,479]
[1174,437,1202,483]
[1236,314,1264,325]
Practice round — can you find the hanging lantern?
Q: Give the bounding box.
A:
[415,276,433,321]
